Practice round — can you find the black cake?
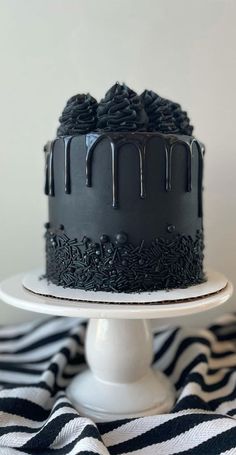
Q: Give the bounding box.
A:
[44,83,205,293]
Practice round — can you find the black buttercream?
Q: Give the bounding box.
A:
[57,93,98,136]
[169,101,193,136]
[97,83,148,132]
[140,90,193,135]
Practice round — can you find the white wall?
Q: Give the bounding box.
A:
[0,0,235,323]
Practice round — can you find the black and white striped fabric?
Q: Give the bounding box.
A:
[0,314,236,454]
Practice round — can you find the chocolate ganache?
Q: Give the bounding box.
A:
[44,83,205,293]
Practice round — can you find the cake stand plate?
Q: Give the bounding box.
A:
[0,269,233,421]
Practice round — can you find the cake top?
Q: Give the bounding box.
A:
[57,83,193,137]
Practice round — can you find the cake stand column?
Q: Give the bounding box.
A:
[67,318,175,421]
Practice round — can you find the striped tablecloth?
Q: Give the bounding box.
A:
[0,314,236,454]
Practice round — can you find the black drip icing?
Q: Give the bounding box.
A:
[63,136,73,194]
[44,141,55,197]
[44,133,204,216]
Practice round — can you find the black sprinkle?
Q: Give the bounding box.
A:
[45,228,205,293]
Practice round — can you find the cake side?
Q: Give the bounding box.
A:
[44,131,205,292]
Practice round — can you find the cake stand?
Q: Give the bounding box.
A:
[0,268,233,422]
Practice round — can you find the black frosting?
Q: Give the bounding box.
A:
[140,90,193,135]
[56,84,193,136]
[97,83,148,132]
[169,100,193,136]
[57,94,98,136]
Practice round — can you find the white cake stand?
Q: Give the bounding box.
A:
[0,268,233,422]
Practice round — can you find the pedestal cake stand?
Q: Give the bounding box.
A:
[0,268,233,421]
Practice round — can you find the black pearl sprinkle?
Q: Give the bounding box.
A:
[167,224,176,233]
[116,232,128,244]
[100,234,109,243]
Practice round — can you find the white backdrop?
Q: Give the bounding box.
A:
[0,0,235,323]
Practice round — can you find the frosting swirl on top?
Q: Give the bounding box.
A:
[169,101,193,136]
[140,90,193,135]
[97,83,148,132]
[56,84,194,136]
[57,93,98,136]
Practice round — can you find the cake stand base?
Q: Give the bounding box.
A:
[0,269,233,421]
[68,369,174,421]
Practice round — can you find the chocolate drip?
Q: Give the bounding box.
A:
[85,133,104,187]
[139,144,146,199]
[170,140,192,192]
[86,134,118,207]
[84,133,197,205]
[191,139,204,217]
[165,143,172,192]
[48,141,55,196]
[111,141,118,208]
[86,136,147,206]
[44,140,56,197]
[44,143,49,196]
[63,136,73,194]
[117,140,146,199]
[45,133,204,218]
[144,135,193,193]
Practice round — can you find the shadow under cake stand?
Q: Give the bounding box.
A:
[0,268,233,422]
